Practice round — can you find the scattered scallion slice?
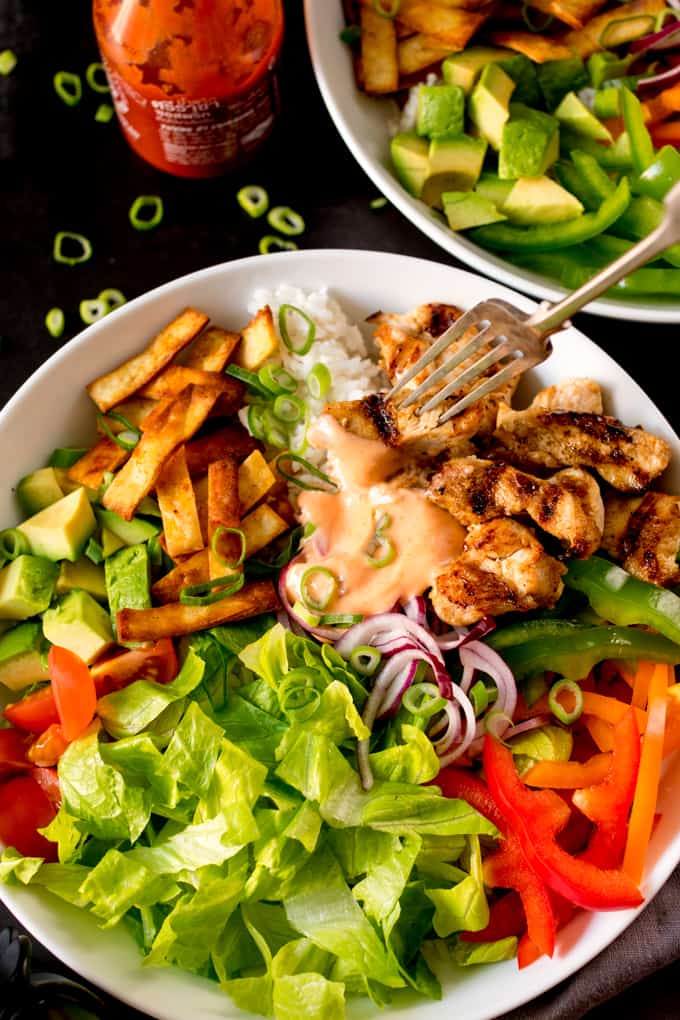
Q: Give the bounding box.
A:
[469,680,491,717]
[292,601,321,628]
[85,537,104,565]
[211,526,246,570]
[95,102,114,123]
[0,528,30,561]
[373,0,401,16]
[366,512,396,568]
[275,452,338,492]
[237,184,269,218]
[349,645,382,677]
[53,231,92,267]
[548,678,584,725]
[96,411,141,451]
[278,304,316,356]
[226,364,273,396]
[54,70,82,106]
[129,195,164,231]
[259,235,298,255]
[273,394,306,424]
[320,613,362,626]
[258,363,297,395]
[79,298,108,325]
[0,50,17,76]
[179,573,244,605]
[267,206,306,236]
[306,363,331,399]
[370,196,388,210]
[520,1,554,31]
[263,411,289,449]
[85,61,109,93]
[300,566,338,612]
[339,25,361,45]
[247,403,267,440]
[98,288,126,311]
[403,682,447,718]
[45,308,65,339]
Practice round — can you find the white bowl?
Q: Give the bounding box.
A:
[303,2,680,324]
[1,250,679,1020]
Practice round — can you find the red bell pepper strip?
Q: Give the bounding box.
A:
[461,890,526,944]
[436,767,556,958]
[483,736,643,911]
[518,891,576,968]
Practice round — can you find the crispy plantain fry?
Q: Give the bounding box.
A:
[87,308,209,412]
[238,450,277,513]
[138,366,244,407]
[185,426,259,478]
[564,0,665,55]
[208,456,242,579]
[242,503,290,557]
[359,3,400,94]
[488,29,574,60]
[397,32,458,73]
[233,306,279,371]
[152,548,209,604]
[156,445,204,559]
[180,327,240,371]
[117,579,279,641]
[66,436,129,490]
[396,1,491,47]
[522,0,607,29]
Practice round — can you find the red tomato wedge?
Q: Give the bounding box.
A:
[48,646,96,742]
[3,685,60,734]
[0,728,31,779]
[0,775,58,860]
[90,638,178,694]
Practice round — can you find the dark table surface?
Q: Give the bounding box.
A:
[2,1,680,1018]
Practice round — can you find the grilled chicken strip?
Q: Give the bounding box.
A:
[431,518,566,626]
[530,378,603,414]
[601,491,680,587]
[427,457,604,558]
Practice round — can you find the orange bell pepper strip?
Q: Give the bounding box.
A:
[581,691,647,730]
[631,660,655,710]
[524,752,612,789]
[662,684,680,757]
[642,82,680,125]
[583,715,614,752]
[623,663,672,884]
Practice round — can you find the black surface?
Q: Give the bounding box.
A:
[1,1,679,1018]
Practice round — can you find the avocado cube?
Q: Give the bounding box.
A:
[101,526,126,558]
[475,173,515,210]
[16,467,65,516]
[469,64,515,152]
[503,176,584,225]
[443,191,507,231]
[0,555,59,620]
[442,47,511,94]
[105,543,151,640]
[417,85,465,139]
[391,132,430,198]
[17,487,96,563]
[422,135,487,208]
[497,54,542,107]
[554,92,612,142]
[500,104,559,180]
[94,507,160,547]
[0,621,49,691]
[42,589,114,665]
[57,557,108,602]
[537,57,588,111]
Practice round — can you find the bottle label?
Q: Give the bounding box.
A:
[105,60,278,170]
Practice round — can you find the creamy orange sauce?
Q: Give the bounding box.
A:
[287,415,464,616]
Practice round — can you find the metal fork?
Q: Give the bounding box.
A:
[389,179,680,424]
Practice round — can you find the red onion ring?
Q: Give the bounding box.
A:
[459,641,517,722]
[637,63,680,92]
[402,595,428,627]
[376,658,419,720]
[435,616,496,651]
[630,19,680,53]
[503,715,552,740]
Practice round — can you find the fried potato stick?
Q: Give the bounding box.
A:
[185,426,258,478]
[180,327,240,371]
[66,436,129,490]
[156,446,204,559]
[397,2,490,48]
[488,30,574,60]
[138,366,244,407]
[397,32,458,74]
[359,4,399,94]
[152,548,209,604]
[238,451,277,513]
[208,456,242,579]
[232,306,279,371]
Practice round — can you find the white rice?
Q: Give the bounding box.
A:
[243,285,386,462]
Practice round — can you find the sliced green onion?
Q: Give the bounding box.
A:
[0,50,17,76]
[129,195,164,231]
[319,613,362,626]
[97,411,141,451]
[292,600,322,627]
[54,70,82,106]
[263,411,289,449]
[85,62,109,93]
[306,363,331,400]
[45,307,65,338]
[211,526,246,570]
[85,537,104,565]
[0,529,30,561]
[469,680,490,717]
[403,682,446,718]
[349,645,382,677]
[267,206,306,236]
[258,363,297,395]
[80,298,108,325]
[373,0,401,16]
[340,25,362,45]
[98,288,126,311]
[95,102,114,123]
[275,452,338,492]
[273,393,306,424]
[300,566,338,612]
[225,363,273,396]
[247,524,306,578]
[366,536,396,568]
[278,304,316,356]
[237,184,269,218]
[247,403,267,440]
[179,573,245,605]
[48,447,87,468]
[520,2,554,31]
[53,231,92,267]
[280,683,320,717]
[548,679,583,725]
[370,196,388,210]
[259,235,298,255]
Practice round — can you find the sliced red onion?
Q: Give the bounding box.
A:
[630,19,680,53]
[433,685,477,764]
[335,613,446,664]
[376,658,419,720]
[402,595,428,627]
[430,701,461,756]
[276,610,292,631]
[503,715,552,740]
[637,63,680,92]
[435,616,496,651]
[459,641,517,722]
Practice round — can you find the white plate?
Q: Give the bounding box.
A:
[1,250,679,1020]
[304,2,680,324]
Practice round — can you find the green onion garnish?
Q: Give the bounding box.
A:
[469,680,490,717]
[278,304,316,356]
[0,528,30,562]
[373,0,401,16]
[48,448,87,468]
[80,298,108,325]
[280,683,321,716]
[85,61,109,93]
[247,524,307,578]
[45,308,65,338]
[259,235,298,255]
[300,566,338,612]
[98,288,126,311]
[263,411,289,449]
[247,403,267,440]
[237,184,269,218]
[292,600,322,628]
[211,526,246,570]
[349,645,381,676]
[520,1,554,31]
[179,573,245,605]
[548,678,583,725]
[306,363,331,400]
[273,394,306,424]
[54,70,82,106]
[339,25,361,45]
[366,512,396,568]
[258,363,297,395]
[267,206,306,236]
[97,411,141,451]
[0,50,17,76]
[85,537,104,565]
[53,231,92,267]
[95,102,114,123]
[403,682,447,718]
[275,452,338,492]
[370,197,388,210]
[225,363,273,396]
[129,195,164,231]
[320,613,362,626]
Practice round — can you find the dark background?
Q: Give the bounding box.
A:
[1,0,680,1017]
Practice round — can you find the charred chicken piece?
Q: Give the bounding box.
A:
[529,378,603,414]
[602,491,680,587]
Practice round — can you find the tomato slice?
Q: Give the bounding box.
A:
[27,723,70,767]
[90,638,178,694]
[3,685,60,734]
[31,766,61,806]
[0,775,58,860]
[0,728,31,779]
[48,646,96,742]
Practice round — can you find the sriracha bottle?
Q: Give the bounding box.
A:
[93,0,284,178]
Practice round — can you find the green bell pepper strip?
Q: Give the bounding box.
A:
[488,619,585,650]
[470,178,630,253]
[620,87,655,176]
[507,250,600,289]
[613,194,680,266]
[635,145,680,202]
[565,556,680,645]
[509,240,679,295]
[593,87,620,120]
[587,50,636,89]
[559,129,632,169]
[555,151,614,211]
[612,268,680,296]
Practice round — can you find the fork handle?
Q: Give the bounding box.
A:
[526,179,680,335]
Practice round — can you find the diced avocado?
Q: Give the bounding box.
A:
[593,87,620,120]
[422,135,487,208]
[48,448,89,469]
[105,543,151,640]
[0,556,59,620]
[391,132,430,199]
[503,176,584,225]
[443,191,506,230]
[537,57,588,111]
[94,507,161,547]
[42,589,114,665]
[417,84,465,139]
[475,173,515,210]
[17,487,96,563]
[0,621,49,691]
[102,526,126,558]
[16,468,65,516]
[57,558,108,602]
[559,127,632,169]
[469,64,515,152]
[52,468,96,502]
[499,104,559,180]
[588,50,634,90]
[442,46,511,94]
[498,54,542,107]
[554,92,612,142]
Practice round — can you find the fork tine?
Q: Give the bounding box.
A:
[386,307,486,401]
[437,360,525,424]
[398,322,496,410]
[418,336,516,416]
